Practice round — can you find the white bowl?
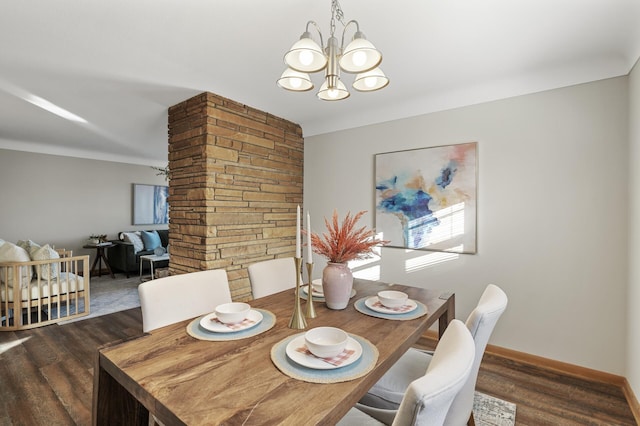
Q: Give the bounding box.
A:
[215,302,251,324]
[377,290,409,308]
[304,327,348,358]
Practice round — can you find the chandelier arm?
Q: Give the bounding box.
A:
[305,20,325,51]
[340,19,360,49]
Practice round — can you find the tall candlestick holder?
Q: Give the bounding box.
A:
[288,257,307,329]
[305,262,316,318]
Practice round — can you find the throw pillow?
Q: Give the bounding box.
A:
[123,232,144,253]
[0,242,32,287]
[30,244,60,280]
[141,230,162,251]
[18,240,41,276]
[141,231,162,250]
[17,239,40,252]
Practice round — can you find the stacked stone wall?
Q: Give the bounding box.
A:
[167,92,303,300]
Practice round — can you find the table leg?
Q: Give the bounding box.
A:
[104,261,115,278]
[139,258,144,282]
[89,250,100,277]
[102,248,115,279]
[438,293,456,338]
[97,248,103,277]
[150,261,155,280]
[93,354,149,426]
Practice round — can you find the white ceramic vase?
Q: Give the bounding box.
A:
[322,262,353,310]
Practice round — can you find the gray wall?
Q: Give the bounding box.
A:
[628,60,640,397]
[1,74,636,389]
[305,77,630,376]
[0,150,168,259]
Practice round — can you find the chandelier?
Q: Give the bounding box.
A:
[277,0,389,101]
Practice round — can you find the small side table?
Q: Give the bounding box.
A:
[83,243,115,278]
[139,253,170,282]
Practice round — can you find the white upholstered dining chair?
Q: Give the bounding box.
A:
[360,284,508,426]
[338,319,475,426]
[138,269,232,333]
[247,257,297,299]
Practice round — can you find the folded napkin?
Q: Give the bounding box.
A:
[304,285,323,296]
[296,346,356,366]
[213,317,256,330]
[373,300,414,313]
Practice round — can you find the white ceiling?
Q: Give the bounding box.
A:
[1,0,639,166]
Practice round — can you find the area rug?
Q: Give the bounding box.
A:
[52,275,141,324]
[473,391,516,426]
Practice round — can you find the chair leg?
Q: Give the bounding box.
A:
[467,412,476,426]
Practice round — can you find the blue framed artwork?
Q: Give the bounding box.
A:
[133,184,169,225]
[375,142,477,254]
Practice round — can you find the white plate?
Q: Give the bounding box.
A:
[300,287,357,299]
[365,296,418,315]
[199,309,263,333]
[302,284,324,297]
[285,335,362,370]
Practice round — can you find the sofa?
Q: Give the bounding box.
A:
[108,229,169,277]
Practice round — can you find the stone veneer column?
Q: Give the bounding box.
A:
[167,92,303,300]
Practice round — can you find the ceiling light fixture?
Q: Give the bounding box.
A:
[277,0,389,101]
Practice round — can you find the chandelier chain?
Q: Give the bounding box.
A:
[330,0,345,36]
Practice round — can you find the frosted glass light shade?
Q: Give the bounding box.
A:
[284,34,327,73]
[277,68,314,91]
[339,34,382,73]
[317,79,350,101]
[352,67,389,92]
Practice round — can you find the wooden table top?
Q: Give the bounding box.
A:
[83,243,115,249]
[95,279,454,425]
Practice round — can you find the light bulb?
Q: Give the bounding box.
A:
[364,76,377,88]
[352,51,367,67]
[328,88,339,98]
[290,78,302,89]
[299,50,313,66]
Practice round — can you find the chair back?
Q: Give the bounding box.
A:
[138,269,232,333]
[393,319,475,426]
[248,257,296,299]
[444,284,508,425]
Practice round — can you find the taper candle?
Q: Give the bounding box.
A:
[296,205,301,258]
[306,211,312,263]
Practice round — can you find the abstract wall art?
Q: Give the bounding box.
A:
[133,183,169,225]
[375,142,477,254]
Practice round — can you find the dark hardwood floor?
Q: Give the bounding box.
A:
[476,353,636,425]
[0,308,637,425]
[0,308,143,426]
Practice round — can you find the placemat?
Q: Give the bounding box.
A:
[186,309,276,341]
[354,297,428,320]
[270,332,378,383]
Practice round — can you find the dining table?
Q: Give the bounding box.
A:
[92,278,455,426]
